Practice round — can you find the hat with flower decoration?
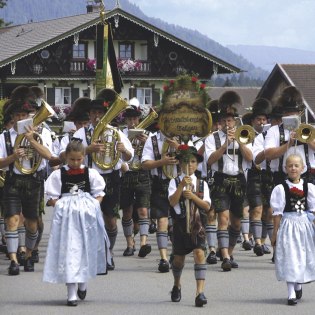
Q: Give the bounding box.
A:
[66,97,91,122]
[123,97,142,117]
[89,88,117,112]
[175,144,203,163]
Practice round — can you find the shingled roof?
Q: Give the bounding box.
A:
[0,8,240,74]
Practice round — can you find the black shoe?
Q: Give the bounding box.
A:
[195,292,207,307]
[171,286,181,302]
[242,240,252,251]
[221,258,232,271]
[8,260,20,276]
[31,249,39,263]
[253,244,264,256]
[77,289,87,300]
[158,259,170,273]
[107,257,115,271]
[17,251,26,266]
[123,247,134,256]
[138,244,151,258]
[149,222,157,234]
[230,255,239,268]
[67,300,78,306]
[24,257,34,272]
[216,249,223,261]
[271,253,275,263]
[261,244,271,254]
[206,251,217,264]
[295,288,302,300]
[287,298,297,306]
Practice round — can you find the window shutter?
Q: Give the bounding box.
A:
[71,88,80,104]
[152,88,160,106]
[47,88,55,105]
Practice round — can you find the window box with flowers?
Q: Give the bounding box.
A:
[117,58,142,74]
[86,58,96,72]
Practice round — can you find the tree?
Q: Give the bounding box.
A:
[0,0,8,28]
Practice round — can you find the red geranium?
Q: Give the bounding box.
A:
[163,85,169,91]
[290,187,304,198]
[103,101,109,107]
[178,144,190,151]
[191,76,198,82]
[169,80,175,85]
[200,83,206,90]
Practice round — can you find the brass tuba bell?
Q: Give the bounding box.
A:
[91,92,128,170]
[14,100,55,175]
[161,136,180,179]
[234,125,256,145]
[295,123,315,143]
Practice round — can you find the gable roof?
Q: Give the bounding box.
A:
[0,8,240,74]
[257,63,315,119]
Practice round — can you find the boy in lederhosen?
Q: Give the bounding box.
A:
[0,87,52,275]
[246,98,272,256]
[60,88,134,270]
[205,92,253,271]
[169,145,211,307]
[120,99,152,257]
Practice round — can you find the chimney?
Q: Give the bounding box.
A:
[86,0,101,13]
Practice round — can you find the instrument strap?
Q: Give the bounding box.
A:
[4,130,14,173]
[84,127,92,168]
[151,135,162,179]
[262,131,271,171]
[214,132,223,172]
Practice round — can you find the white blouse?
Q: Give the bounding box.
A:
[270,179,315,215]
[168,173,211,215]
[45,165,105,200]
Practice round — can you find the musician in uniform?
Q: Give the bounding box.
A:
[60,88,134,270]
[246,98,272,256]
[205,91,253,271]
[0,86,52,275]
[120,100,152,257]
[264,86,315,186]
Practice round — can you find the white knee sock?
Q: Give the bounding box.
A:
[78,282,87,291]
[287,282,296,299]
[294,283,302,291]
[66,283,77,301]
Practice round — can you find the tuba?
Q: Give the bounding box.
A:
[295,123,315,143]
[161,136,180,179]
[91,93,128,170]
[14,101,55,175]
[129,108,158,171]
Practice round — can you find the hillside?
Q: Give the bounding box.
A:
[228,45,315,72]
[0,0,269,84]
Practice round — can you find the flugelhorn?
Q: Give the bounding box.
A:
[91,93,128,170]
[14,100,55,175]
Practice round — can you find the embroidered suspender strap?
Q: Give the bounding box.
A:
[238,148,244,174]
[262,131,271,171]
[4,131,14,173]
[304,144,311,173]
[278,124,286,173]
[84,127,92,168]
[151,135,162,179]
[175,176,186,217]
[213,132,223,172]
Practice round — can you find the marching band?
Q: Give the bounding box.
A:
[0,78,315,307]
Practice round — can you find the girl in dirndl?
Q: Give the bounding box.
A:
[43,140,110,306]
[271,154,315,306]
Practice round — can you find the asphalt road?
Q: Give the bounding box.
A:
[0,206,314,315]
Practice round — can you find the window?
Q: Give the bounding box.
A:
[137,88,152,106]
[119,42,134,59]
[72,44,85,59]
[55,87,71,106]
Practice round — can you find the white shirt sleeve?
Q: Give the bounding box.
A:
[118,130,134,162]
[141,134,155,162]
[45,169,62,200]
[89,168,106,197]
[270,184,286,216]
[264,125,280,150]
[253,133,264,162]
[204,134,216,162]
[59,134,70,155]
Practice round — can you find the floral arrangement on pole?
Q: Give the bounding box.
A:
[117,58,142,73]
[161,74,209,109]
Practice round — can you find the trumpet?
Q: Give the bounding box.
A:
[295,123,315,143]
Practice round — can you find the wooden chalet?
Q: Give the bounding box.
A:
[257,64,315,122]
[0,2,240,119]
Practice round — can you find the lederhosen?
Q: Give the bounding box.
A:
[60,167,91,194]
[120,131,151,211]
[150,135,170,219]
[282,181,308,213]
[211,133,246,218]
[170,177,207,255]
[84,127,120,216]
[2,130,43,219]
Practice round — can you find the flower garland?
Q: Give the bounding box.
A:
[289,187,304,198]
[117,58,142,73]
[86,58,96,72]
[176,144,198,163]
